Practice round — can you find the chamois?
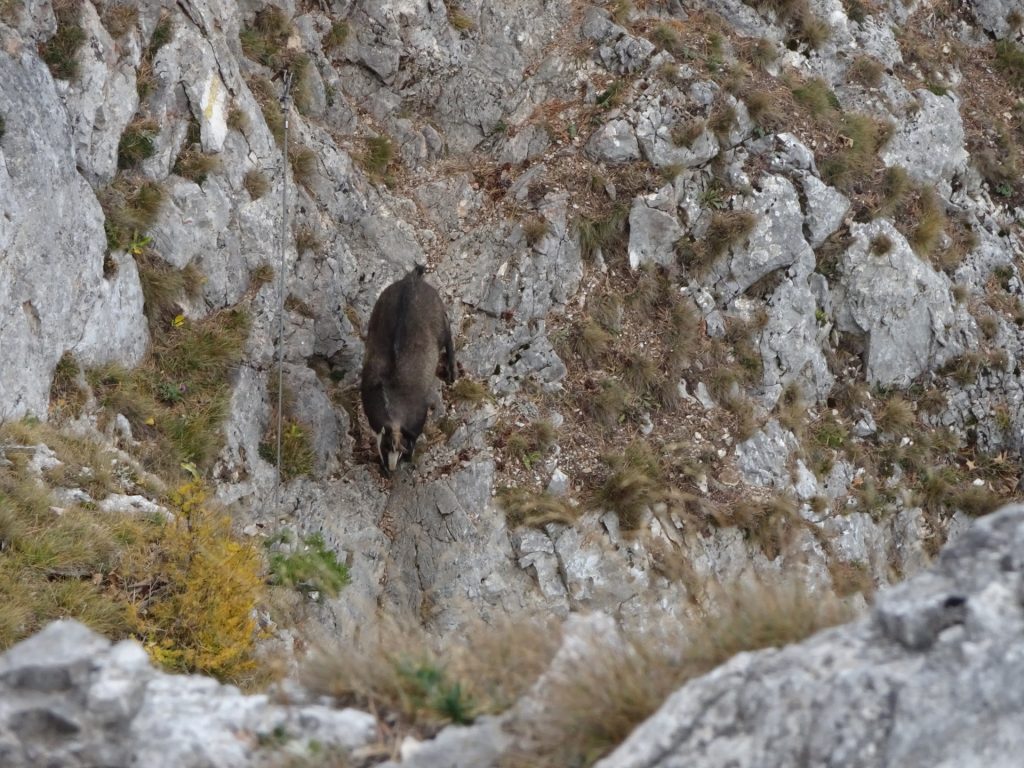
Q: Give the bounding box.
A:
[360,265,456,472]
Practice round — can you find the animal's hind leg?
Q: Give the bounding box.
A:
[441,323,456,384]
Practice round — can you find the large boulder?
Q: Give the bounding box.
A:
[0,620,377,768]
[595,504,1024,768]
[832,220,969,387]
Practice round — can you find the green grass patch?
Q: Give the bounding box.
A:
[98,176,166,253]
[267,531,349,597]
[39,0,85,80]
[89,308,250,477]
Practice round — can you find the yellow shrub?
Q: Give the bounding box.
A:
[142,480,264,682]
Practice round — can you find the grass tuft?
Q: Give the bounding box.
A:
[243,169,270,200]
[499,487,577,528]
[576,205,629,262]
[994,40,1024,87]
[848,55,884,87]
[448,6,474,31]
[791,77,838,117]
[325,19,349,49]
[584,380,630,430]
[304,613,561,727]
[907,186,946,258]
[173,146,221,185]
[450,378,493,405]
[357,135,395,183]
[523,216,552,246]
[101,2,138,38]
[117,118,158,170]
[820,114,893,193]
[290,144,318,191]
[876,394,915,435]
[671,118,706,148]
[98,176,166,253]
[512,578,852,767]
[571,320,613,366]
[39,0,85,80]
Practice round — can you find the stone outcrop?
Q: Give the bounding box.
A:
[0,620,376,768]
[595,504,1024,768]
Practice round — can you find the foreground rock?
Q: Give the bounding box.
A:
[0,621,376,768]
[596,504,1024,768]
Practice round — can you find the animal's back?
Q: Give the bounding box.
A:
[360,267,452,433]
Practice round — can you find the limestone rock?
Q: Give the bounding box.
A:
[832,220,970,387]
[0,620,377,768]
[628,186,683,270]
[586,118,640,163]
[0,47,147,422]
[711,175,815,302]
[880,89,968,193]
[596,505,1024,768]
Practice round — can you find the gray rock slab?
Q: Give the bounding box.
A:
[881,89,968,192]
[713,175,815,302]
[832,220,970,387]
[586,118,641,163]
[0,47,147,422]
[628,189,683,269]
[596,505,1024,768]
[0,620,377,768]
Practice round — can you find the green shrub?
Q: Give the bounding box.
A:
[267,531,349,597]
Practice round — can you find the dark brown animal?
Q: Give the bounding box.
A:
[360,265,456,472]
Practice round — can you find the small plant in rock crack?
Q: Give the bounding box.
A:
[243,169,269,200]
[398,661,475,724]
[266,531,350,598]
[39,0,86,80]
[259,420,315,481]
[450,378,493,405]
[522,216,552,246]
[157,381,185,405]
[118,119,159,171]
[499,486,576,528]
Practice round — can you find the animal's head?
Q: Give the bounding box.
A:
[376,421,413,472]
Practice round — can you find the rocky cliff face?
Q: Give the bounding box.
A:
[1,0,1024,762]
[3,504,1024,767]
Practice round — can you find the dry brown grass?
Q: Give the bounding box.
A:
[303,612,562,728]
[506,578,853,767]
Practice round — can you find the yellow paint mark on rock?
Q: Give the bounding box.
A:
[203,76,221,121]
